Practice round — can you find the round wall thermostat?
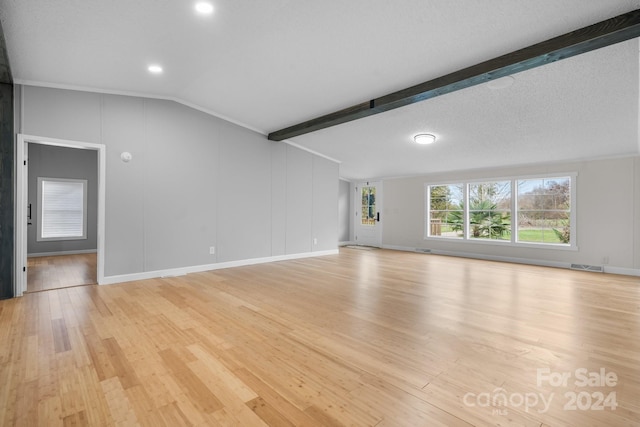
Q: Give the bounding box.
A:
[120,152,133,162]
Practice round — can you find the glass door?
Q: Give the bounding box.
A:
[354,182,382,247]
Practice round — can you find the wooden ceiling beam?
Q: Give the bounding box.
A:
[268,9,640,141]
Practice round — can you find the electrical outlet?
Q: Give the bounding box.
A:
[313,238,318,245]
[209,246,215,255]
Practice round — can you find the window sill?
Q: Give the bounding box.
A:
[423,236,578,251]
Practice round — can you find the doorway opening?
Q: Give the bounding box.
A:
[16,134,106,297]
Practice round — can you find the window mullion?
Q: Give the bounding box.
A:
[463,183,469,240]
[511,179,517,243]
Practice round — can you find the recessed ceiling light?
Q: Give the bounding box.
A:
[414,134,436,145]
[148,65,163,74]
[195,2,214,14]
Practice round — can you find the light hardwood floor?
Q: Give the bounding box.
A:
[27,253,97,293]
[1,248,639,426]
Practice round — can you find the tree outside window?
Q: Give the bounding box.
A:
[429,184,463,238]
[517,178,571,244]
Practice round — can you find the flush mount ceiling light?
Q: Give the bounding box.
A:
[413,133,436,145]
[195,2,214,14]
[147,64,163,74]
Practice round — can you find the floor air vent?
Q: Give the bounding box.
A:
[570,264,603,272]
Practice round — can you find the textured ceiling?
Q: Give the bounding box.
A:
[1,0,639,180]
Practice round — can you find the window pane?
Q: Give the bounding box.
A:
[40,178,86,240]
[517,177,570,244]
[361,186,376,226]
[428,184,464,238]
[468,181,511,240]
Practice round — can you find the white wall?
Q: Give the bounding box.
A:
[381,156,640,274]
[338,179,351,243]
[19,85,339,279]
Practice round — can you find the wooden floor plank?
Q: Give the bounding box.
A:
[1,248,639,426]
[234,367,322,427]
[27,253,97,293]
[52,318,72,353]
[157,401,193,427]
[247,396,296,427]
[158,348,224,414]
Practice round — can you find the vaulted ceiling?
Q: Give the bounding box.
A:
[1,0,639,180]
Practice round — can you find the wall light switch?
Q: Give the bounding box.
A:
[209,246,215,255]
[313,238,318,245]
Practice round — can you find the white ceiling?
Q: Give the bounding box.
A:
[2,0,640,180]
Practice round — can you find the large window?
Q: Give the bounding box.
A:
[37,177,88,241]
[426,174,574,247]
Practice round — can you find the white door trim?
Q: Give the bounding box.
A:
[15,134,106,296]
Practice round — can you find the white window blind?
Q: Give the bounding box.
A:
[38,178,88,241]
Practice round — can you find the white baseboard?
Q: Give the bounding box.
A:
[380,245,416,253]
[380,245,640,276]
[603,265,640,277]
[100,249,339,285]
[28,249,97,258]
[383,244,570,268]
[339,241,355,246]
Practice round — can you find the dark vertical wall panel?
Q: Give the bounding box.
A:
[1,18,14,299]
[0,82,13,299]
